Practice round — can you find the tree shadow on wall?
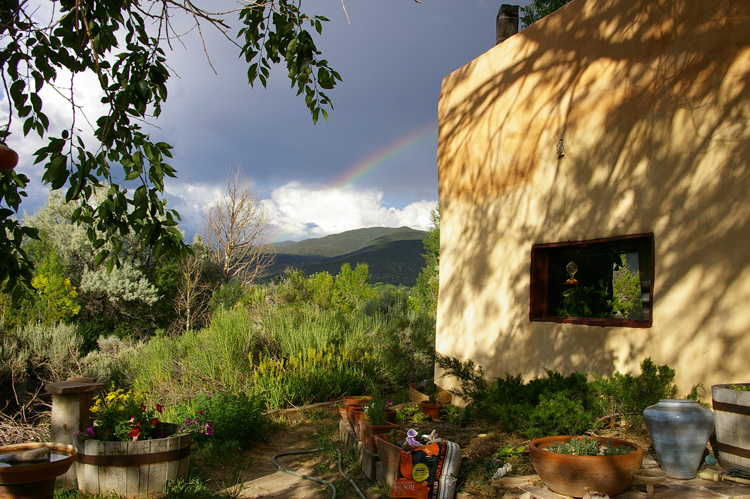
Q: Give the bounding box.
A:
[437,0,750,381]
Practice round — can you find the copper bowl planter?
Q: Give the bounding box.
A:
[0,442,77,499]
[529,435,643,498]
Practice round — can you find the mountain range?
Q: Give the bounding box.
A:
[263,226,429,286]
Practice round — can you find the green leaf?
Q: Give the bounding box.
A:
[94,250,110,267]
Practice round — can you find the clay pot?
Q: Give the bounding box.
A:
[343,396,372,407]
[529,435,643,498]
[345,406,364,434]
[420,401,442,420]
[374,431,406,471]
[386,408,397,423]
[0,145,18,173]
[357,420,398,453]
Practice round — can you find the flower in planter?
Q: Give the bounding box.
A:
[362,394,391,425]
[81,388,166,442]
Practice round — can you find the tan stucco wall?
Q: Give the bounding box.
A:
[436,0,750,397]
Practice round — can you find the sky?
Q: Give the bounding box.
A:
[5,0,530,243]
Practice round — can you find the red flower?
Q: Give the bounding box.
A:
[156,404,163,413]
[129,427,140,438]
[150,418,159,427]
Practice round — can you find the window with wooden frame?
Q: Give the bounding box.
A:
[530,234,654,327]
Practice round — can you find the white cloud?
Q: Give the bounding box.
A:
[262,181,437,241]
[164,180,224,239]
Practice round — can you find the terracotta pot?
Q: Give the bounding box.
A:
[343,396,372,407]
[357,420,398,453]
[529,435,643,498]
[420,401,442,420]
[0,442,77,499]
[338,407,348,422]
[386,408,397,423]
[346,406,364,434]
[374,431,406,471]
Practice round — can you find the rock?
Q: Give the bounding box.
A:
[478,484,498,497]
[492,474,540,490]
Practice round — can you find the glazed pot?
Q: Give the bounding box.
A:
[529,435,643,498]
[712,384,750,469]
[643,399,714,479]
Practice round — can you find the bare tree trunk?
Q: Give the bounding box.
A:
[201,167,276,286]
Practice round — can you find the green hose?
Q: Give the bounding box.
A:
[271,447,366,499]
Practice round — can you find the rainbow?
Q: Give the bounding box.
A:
[270,121,438,242]
[330,122,438,188]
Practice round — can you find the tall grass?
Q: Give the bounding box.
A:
[252,343,377,408]
[258,304,350,355]
[131,309,254,403]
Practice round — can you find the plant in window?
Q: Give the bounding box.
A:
[556,279,613,318]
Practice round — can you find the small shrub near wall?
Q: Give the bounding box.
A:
[439,356,682,438]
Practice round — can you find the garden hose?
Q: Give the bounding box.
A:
[271,447,366,499]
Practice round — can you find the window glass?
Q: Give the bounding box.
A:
[530,234,653,326]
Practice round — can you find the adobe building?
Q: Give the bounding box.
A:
[435,0,750,395]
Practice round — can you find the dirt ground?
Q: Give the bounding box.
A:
[194,405,656,499]
[198,413,384,498]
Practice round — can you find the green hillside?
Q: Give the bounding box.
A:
[264,226,428,286]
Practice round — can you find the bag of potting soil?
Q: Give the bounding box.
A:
[390,441,461,499]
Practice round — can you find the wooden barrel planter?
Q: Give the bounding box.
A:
[76,424,190,498]
[713,383,750,469]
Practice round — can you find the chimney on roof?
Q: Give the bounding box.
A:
[496,4,519,45]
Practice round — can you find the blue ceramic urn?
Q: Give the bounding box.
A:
[643,399,714,479]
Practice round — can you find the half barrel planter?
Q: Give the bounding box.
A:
[713,383,750,469]
[76,424,190,498]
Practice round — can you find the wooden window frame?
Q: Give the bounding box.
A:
[529,233,654,328]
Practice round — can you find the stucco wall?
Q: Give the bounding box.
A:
[435,0,750,396]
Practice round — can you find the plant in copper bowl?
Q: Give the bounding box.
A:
[529,435,643,498]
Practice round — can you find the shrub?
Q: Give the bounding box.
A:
[184,392,269,450]
[439,356,679,438]
[592,357,678,426]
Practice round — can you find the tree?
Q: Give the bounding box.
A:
[20,189,172,337]
[201,168,275,285]
[0,1,343,292]
[520,0,573,27]
[173,236,214,333]
[410,204,439,316]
